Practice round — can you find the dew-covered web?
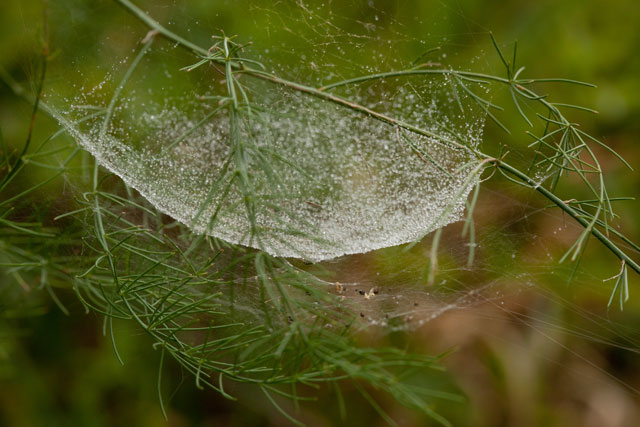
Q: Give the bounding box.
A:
[40,0,640,394]
[46,0,487,262]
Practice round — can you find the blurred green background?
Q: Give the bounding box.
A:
[1,0,640,426]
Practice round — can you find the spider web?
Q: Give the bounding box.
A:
[33,0,640,407]
[44,0,488,262]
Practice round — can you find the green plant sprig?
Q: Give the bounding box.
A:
[71,186,458,424]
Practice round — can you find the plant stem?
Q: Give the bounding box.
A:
[113,0,639,274]
[497,161,640,274]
